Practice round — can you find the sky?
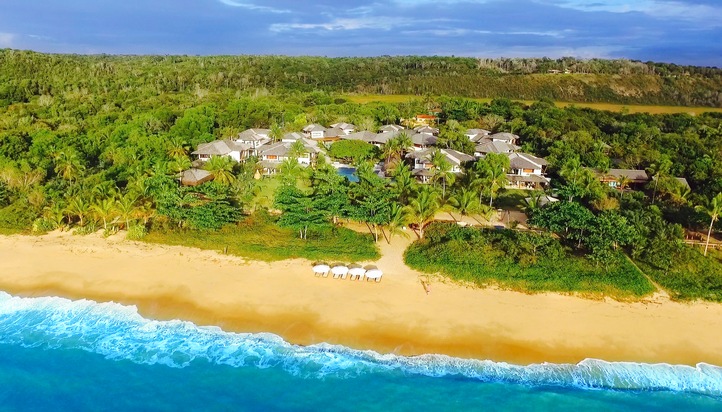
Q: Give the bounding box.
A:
[1,0,721,67]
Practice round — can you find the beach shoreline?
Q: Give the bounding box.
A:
[2,230,721,367]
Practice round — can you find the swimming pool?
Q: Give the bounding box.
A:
[337,167,359,182]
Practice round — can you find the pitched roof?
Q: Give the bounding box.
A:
[490,132,519,142]
[303,124,327,132]
[441,149,475,166]
[594,168,649,182]
[379,124,405,133]
[236,128,270,141]
[341,131,377,142]
[282,132,305,142]
[191,140,246,156]
[414,126,439,135]
[324,127,345,138]
[507,152,547,170]
[181,168,214,186]
[330,122,356,130]
[466,128,491,136]
[475,140,519,154]
[411,132,437,146]
[258,139,322,157]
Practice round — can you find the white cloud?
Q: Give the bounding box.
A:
[0,32,15,47]
[217,0,290,13]
[270,16,415,32]
[549,0,722,26]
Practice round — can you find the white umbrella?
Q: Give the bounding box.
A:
[348,266,366,280]
[331,265,349,279]
[365,269,383,282]
[313,264,330,276]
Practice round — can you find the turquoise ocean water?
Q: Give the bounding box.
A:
[1,291,721,411]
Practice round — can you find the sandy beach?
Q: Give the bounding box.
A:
[1,230,721,366]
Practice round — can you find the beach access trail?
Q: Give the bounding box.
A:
[1,230,721,366]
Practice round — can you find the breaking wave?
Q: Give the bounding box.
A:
[1,291,720,397]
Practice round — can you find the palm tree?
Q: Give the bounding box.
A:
[430,150,455,197]
[695,192,722,257]
[91,197,117,231]
[406,186,440,240]
[384,202,411,244]
[451,188,480,217]
[648,157,672,204]
[66,197,90,227]
[474,153,509,207]
[204,156,236,186]
[53,150,85,183]
[116,193,139,230]
[391,163,416,205]
[616,175,631,199]
[168,156,192,185]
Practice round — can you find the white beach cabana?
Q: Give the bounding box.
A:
[313,264,330,277]
[363,265,383,282]
[331,264,349,279]
[348,264,366,281]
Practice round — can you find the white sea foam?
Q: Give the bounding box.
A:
[1,291,721,396]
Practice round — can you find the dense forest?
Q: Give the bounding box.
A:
[2,50,722,107]
[2,50,722,301]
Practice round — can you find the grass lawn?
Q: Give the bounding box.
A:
[249,176,281,211]
[635,246,722,302]
[405,223,656,300]
[342,94,722,115]
[493,189,532,211]
[142,213,380,263]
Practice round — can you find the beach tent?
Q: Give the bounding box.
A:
[313,264,330,277]
[348,264,366,281]
[331,264,349,279]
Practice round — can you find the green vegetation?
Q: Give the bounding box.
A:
[143,212,379,262]
[405,222,655,299]
[636,246,722,302]
[345,95,722,115]
[1,50,722,301]
[2,51,722,107]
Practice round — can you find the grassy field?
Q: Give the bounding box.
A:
[342,94,722,115]
[142,212,380,262]
[404,222,656,300]
[635,245,722,302]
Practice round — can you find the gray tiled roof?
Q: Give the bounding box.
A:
[341,131,377,142]
[411,132,437,146]
[595,169,649,182]
[331,122,356,130]
[236,128,270,141]
[507,152,547,170]
[490,132,519,142]
[191,140,246,155]
[181,168,213,186]
[475,140,519,154]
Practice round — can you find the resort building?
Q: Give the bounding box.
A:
[234,128,271,157]
[414,125,439,135]
[257,139,323,175]
[410,132,438,151]
[593,169,650,189]
[379,124,406,134]
[474,140,520,156]
[191,140,245,162]
[302,124,327,139]
[506,152,550,189]
[465,128,491,141]
[406,149,475,183]
[330,122,356,135]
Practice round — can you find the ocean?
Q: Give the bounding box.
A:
[1,291,720,411]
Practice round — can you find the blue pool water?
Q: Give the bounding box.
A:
[337,167,359,182]
[1,291,721,411]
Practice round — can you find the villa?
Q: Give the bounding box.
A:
[406,149,475,183]
[506,152,550,189]
[191,140,246,162]
[593,169,649,189]
[257,138,323,175]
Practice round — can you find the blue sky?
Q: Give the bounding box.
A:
[1,0,720,66]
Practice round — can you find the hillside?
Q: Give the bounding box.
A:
[1,50,721,107]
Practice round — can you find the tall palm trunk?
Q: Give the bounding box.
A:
[705,217,715,257]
